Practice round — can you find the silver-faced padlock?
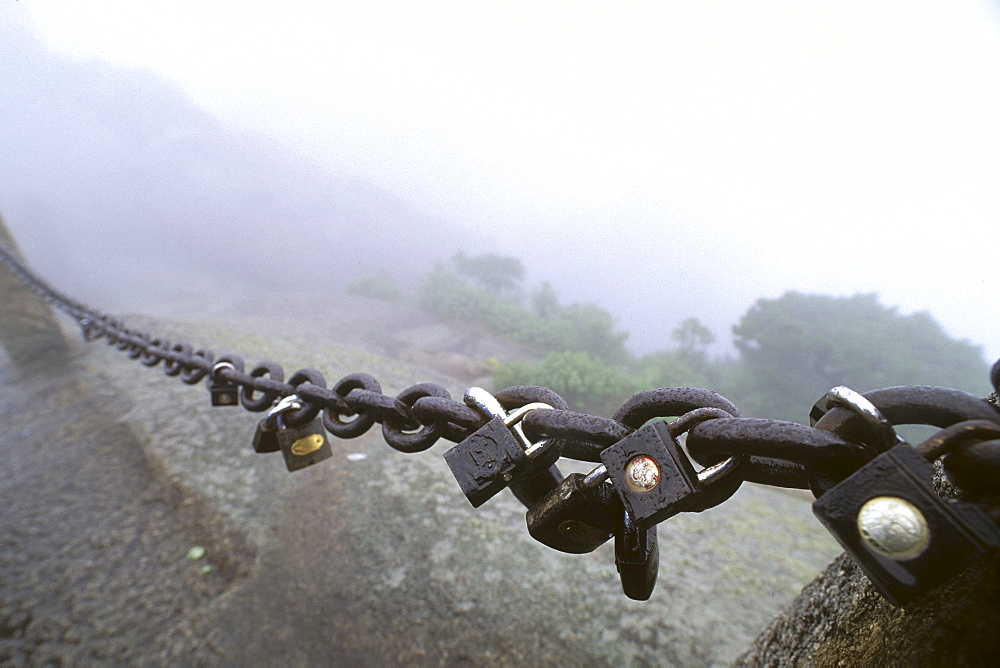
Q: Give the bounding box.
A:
[813,444,1000,606]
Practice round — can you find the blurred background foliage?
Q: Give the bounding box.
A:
[350,253,992,420]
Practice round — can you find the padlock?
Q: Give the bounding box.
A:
[526,469,619,554]
[253,396,304,454]
[275,413,332,472]
[601,419,726,529]
[252,418,281,453]
[812,444,1000,606]
[615,510,659,601]
[508,462,565,510]
[208,359,241,407]
[253,418,281,453]
[252,395,309,456]
[443,387,554,507]
[445,416,527,507]
[211,385,239,406]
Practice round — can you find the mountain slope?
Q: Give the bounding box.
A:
[0,8,471,310]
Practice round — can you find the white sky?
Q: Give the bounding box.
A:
[17,0,1000,362]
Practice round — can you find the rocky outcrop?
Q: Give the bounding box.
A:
[0,214,69,368]
[737,468,1000,665]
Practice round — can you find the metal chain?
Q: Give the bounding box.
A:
[3,242,1000,501]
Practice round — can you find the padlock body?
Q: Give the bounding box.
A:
[813,445,1000,606]
[210,384,239,406]
[252,418,280,453]
[444,417,529,507]
[277,419,332,472]
[615,520,659,601]
[601,420,700,529]
[526,473,617,554]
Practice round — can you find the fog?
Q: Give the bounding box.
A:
[3,5,999,660]
[3,0,1000,362]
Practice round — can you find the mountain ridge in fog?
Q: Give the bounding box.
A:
[0,11,470,311]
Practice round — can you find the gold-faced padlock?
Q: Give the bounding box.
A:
[254,396,333,471]
[275,415,332,472]
[290,433,324,457]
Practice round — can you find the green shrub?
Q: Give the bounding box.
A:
[494,351,639,415]
[417,259,629,364]
[345,273,402,301]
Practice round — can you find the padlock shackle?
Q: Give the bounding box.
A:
[583,464,610,488]
[464,386,506,421]
[265,394,305,428]
[267,395,304,417]
[464,386,553,457]
[209,360,237,382]
[505,403,555,457]
[503,402,556,426]
[663,407,743,491]
[814,386,1000,449]
[696,457,740,487]
[812,386,904,452]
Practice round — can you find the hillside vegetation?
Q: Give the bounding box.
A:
[348,253,992,421]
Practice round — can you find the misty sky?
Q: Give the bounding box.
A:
[12,0,1000,362]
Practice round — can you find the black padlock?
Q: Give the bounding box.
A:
[252,418,281,453]
[275,414,332,472]
[208,358,241,407]
[444,387,554,508]
[812,444,1000,606]
[445,416,529,507]
[526,470,619,554]
[600,420,702,529]
[210,384,239,406]
[252,396,302,454]
[615,511,659,601]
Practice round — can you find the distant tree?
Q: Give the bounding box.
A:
[730,292,990,422]
[551,303,630,365]
[629,318,719,391]
[673,317,715,374]
[530,281,560,318]
[672,317,715,352]
[451,252,525,293]
[634,349,707,391]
